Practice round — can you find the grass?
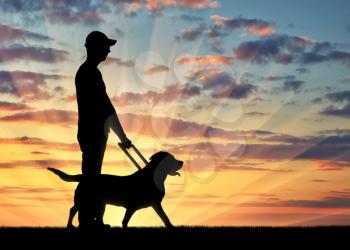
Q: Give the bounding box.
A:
[0,226,349,247]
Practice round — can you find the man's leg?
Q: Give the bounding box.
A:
[78,135,108,227]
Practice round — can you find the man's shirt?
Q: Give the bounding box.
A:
[75,61,116,139]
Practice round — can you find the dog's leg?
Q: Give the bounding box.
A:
[122,208,136,229]
[152,203,174,228]
[67,205,78,228]
[95,204,110,228]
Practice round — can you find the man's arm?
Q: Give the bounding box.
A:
[106,113,132,148]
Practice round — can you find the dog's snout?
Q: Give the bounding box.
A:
[179,161,183,165]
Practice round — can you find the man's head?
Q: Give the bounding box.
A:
[85,31,116,63]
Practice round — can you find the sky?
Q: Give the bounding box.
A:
[0,0,350,227]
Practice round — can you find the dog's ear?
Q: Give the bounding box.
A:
[149,151,168,162]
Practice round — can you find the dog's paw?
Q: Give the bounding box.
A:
[67,224,75,229]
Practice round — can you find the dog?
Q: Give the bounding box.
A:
[48,151,183,228]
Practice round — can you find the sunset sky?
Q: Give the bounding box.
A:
[0,0,350,227]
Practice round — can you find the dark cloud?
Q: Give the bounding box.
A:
[175,23,206,42]
[0,70,69,101]
[185,67,257,99]
[45,10,104,25]
[320,104,350,118]
[0,101,32,111]
[234,34,350,67]
[314,90,350,118]
[0,0,104,25]
[211,83,257,99]
[0,45,69,64]
[0,23,51,45]
[0,0,42,12]
[282,79,304,92]
[325,90,350,103]
[295,67,310,74]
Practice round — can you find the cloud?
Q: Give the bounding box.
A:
[210,15,275,37]
[0,109,77,126]
[0,23,51,45]
[325,90,350,103]
[0,0,104,25]
[295,67,310,74]
[0,136,79,151]
[45,10,104,25]
[111,84,201,106]
[244,112,269,117]
[320,104,350,118]
[282,79,304,92]
[241,196,350,208]
[314,90,350,118]
[105,57,135,67]
[0,101,32,111]
[0,158,127,169]
[175,23,206,41]
[234,34,350,67]
[318,129,350,135]
[0,70,69,101]
[176,55,234,65]
[0,44,69,64]
[314,160,350,171]
[262,75,296,82]
[116,0,219,16]
[144,65,170,75]
[312,179,329,183]
[185,68,257,99]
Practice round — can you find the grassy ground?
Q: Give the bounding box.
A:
[0,226,349,247]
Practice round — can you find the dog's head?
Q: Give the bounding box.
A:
[148,151,183,177]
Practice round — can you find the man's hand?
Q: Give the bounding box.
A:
[120,138,132,149]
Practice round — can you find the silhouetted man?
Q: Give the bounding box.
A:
[75,31,131,227]
[76,31,132,176]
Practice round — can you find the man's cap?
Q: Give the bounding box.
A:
[85,31,116,48]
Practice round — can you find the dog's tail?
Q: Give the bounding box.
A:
[47,167,81,182]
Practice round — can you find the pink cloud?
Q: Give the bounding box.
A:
[176,55,234,65]
[0,70,69,101]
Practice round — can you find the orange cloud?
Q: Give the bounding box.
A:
[144,65,170,75]
[176,55,234,65]
[247,26,275,37]
[0,101,32,111]
[210,15,275,37]
[0,109,77,126]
